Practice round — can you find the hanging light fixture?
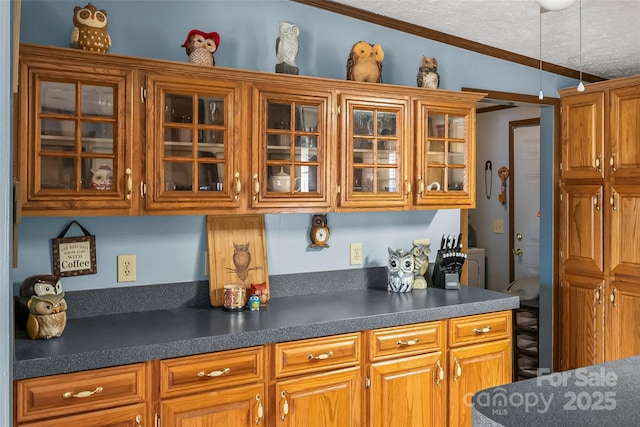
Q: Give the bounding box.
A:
[539,8,544,100]
[577,0,585,91]
[535,0,577,12]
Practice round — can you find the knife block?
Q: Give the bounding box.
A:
[431,249,463,289]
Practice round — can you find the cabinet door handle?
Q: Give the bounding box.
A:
[436,359,444,386]
[418,176,425,197]
[472,326,492,334]
[62,386,103,399]
[610,191,617,211]
[396,339,420,346]
[595,154,601,173]
[255,393,263,425]
[135,415,142,427]
[593,192,600,211]
[596,285,602,304]
[253,173,260,200]
[453,357,462,382]
[610,288,617,307]
[404,176,411,198]
[234,172,241,200]
[125,168,132,200]
[197,367,230,377]
[307,351,333,360]
[610,152,617,172]
[280,391,289,421]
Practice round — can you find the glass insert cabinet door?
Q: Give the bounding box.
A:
[253,85,331,209]
[415,103,473,206]
[146,74,241,210]
[341,98,408,208]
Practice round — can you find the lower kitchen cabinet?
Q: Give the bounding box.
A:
[18,404,147,427]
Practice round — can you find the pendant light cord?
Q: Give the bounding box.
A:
[579,0,583,82]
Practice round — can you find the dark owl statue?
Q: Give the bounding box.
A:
[417,56,440,89]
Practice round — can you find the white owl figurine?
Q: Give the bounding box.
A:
[26,292,68,339]
[182,29,220,66]
[70,3,111,53]
[387,247,414,293]
[275,21,300,75]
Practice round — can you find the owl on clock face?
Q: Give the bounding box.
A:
[387,247,414,293]
[182,29,220,66]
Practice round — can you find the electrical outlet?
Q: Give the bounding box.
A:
[350,243,363,265]
[117,254,136,282]
[493,219,504,234]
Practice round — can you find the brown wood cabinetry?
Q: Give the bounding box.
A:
[15,44,483,216]
[559,76,640,370]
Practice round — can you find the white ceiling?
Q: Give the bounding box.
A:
[330,0,640,80]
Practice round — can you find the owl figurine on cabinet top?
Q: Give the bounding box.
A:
[181,29,220,66]
[275,21,300,75]
[26,292,68,339]
[387,247,414,293]
[70,3,111,53]
[416,56,440,89]
[346,41,384,83]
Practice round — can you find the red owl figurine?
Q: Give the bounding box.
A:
[181,29,220,66]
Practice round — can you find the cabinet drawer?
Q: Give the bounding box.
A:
[274,333,362,378]
[15,363,146,423]
[448,311,512,347]
[160,346,263,398]
[368,320,444,361]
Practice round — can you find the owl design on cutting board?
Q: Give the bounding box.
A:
[26,293,68,340]
[70,3,111,53]
[416,56,440,89]
[387,247,414,293]
[227,242,262,282]
[275,21,300,75]
[16,275,64,330]
[346,41,384,83]
[411,242,431,289]
[181,29,220,66]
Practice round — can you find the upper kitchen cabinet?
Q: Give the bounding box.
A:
[338,93,410,210]
[143,73,243,213]
[413,93,483,209]
[609,85,640,180]
[16,46,136,216]
[250,83,333,211]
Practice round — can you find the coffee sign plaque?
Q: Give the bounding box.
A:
[52,221,97,277]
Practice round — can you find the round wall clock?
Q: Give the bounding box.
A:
[310,214,330,248]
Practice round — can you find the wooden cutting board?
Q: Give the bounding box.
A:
[206,214,269,307]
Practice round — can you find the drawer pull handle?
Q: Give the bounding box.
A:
[255,393,263,425]
[307,351,333,360]
[472,326,492,334]
[281,391,289,421]
[62,386,103,399]
[453,357,462,382]
[397,338,420,346]
[197,367,231,378]
[436,359,444,385]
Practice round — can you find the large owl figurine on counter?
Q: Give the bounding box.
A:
[16,275,64,329]
[387,247,414,293]
[70,3,111,53]
[346,41,384,83]
[182,29,220,66]
[26,292,68,340]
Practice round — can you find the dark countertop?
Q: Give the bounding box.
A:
[14,286,518,380]
[472,355,640,426]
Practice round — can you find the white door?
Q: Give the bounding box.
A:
[513,125,540,280]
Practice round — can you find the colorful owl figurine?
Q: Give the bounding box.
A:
[88,164,112,190]
[417,56,440,89]
[346,41,384,83]
[70,3,111,53]
[16,275,64,330]
[182,29,220,66]
[275,21,300,75]
[387,247,414,293]
[26,292,68,339]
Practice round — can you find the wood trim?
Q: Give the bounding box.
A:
[477,104,516,115]
[292,0,605,83]
[13,0,21,93]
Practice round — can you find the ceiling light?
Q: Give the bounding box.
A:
[536,0,577,12]
[539,10,544,100]
[577,0,585,91]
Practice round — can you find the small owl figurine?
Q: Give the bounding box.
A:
[181,29,220,66]
[411,241,431,289]
[70,3,111,53]
[346,41,384,83]
[88,164,112,190]
[417,56,440,89]
[16,275,64,330]
[26,292,68,340]
[275,21,300,75]
[387,247,414,293]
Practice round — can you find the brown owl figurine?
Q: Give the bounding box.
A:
[26,293,68,339]
[417,56,440,89]
[346,41,384,83]
[182,29,220,66]
[70,3,111,53]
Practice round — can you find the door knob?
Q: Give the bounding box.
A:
[512,248,523,257]
[516,232,523,240]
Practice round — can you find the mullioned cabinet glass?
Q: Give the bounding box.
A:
[144,74,242,211]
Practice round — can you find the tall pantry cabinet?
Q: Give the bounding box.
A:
[558,77,640,370]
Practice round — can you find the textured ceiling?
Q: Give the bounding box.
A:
[331,0,640,80]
